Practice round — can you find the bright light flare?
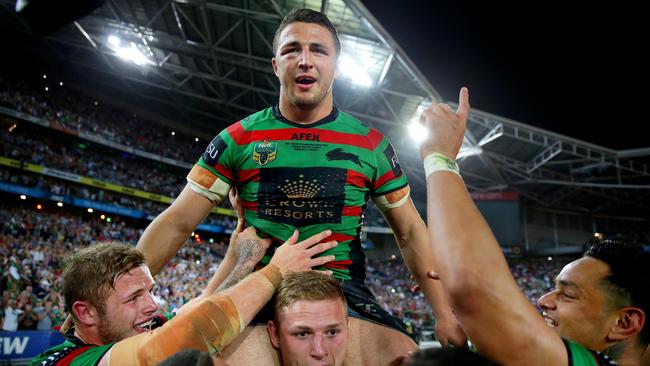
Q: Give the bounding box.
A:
[408,122,428,143]
[107,35,154,66]
[338,55,373,87]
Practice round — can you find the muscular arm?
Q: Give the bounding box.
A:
[201,222,241,296]
[422,87,566,366]
[137,184,217,275]
[382,199,466,347]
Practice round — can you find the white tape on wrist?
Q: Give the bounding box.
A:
[423,152,460,179]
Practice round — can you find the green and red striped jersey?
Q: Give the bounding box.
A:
[30,313,174,366]
[188,106,409,280]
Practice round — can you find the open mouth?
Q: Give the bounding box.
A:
[542,314,558,328]
[134,318,155,332]
[295,76,316,88]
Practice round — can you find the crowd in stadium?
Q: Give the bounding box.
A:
[0,79,201,163]
[0,203,574,340]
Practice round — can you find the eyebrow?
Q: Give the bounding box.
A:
[292,323,343,331]
[280,41,329,50]
[556,279,580,290]
[122,283,154,302]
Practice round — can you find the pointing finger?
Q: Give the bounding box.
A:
[456,87,470,122]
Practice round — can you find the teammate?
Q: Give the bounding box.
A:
[137,8,464,365]
[419,86,648,365]
[267,271,348,366]
[31,227,336,366]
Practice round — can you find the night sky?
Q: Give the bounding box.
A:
[361,1,648,150]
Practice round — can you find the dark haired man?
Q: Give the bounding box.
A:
[419,87,648,365]
[138,7,464,365]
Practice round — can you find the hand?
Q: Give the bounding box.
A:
[228,187,245,223]
[232,227,272,266]
[435,313,468,348]
[60,314,73,334]
[419,87,470,160]
[270,230,338,276]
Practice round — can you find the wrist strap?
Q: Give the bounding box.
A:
[423,152,460,178]
[258,263,283,289]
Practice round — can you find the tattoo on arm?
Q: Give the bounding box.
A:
[215,238,265,292]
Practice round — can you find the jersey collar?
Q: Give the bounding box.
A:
[272,104,339,128]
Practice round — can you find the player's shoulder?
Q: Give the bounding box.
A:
[335,109,373,135]
[564,339,617,366]
[30,340,84,366]
[335,109,387,149]
[239,107,278,130]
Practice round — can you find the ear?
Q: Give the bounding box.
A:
[267,320,281,349]
[71,300,99,327]
[607,307,645,342]
[272,58,279,77]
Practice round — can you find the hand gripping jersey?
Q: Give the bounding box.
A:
[188,106,410,280]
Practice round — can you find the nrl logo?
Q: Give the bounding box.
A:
[253,140,278,166]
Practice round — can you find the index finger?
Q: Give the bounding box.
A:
[456,87,470,122]
[296,229,333,248]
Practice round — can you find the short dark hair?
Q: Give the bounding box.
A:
[272,8,341,57]
[272,271,346,324]
[63,242,146,317]
[585,240,650,345]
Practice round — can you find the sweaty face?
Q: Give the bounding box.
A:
[537,257,617,351]
[96,265,158,344]
[272,22,338,115]
[269,298,348,366]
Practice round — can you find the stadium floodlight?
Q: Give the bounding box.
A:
[408,122,428,143]
[107,35,155,66]
[20,195,26,200]
[337,34,391,88]
[108,35,120,46]
[57,202,63,207]
[338,55,373,87]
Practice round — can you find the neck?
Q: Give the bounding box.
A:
[74,325,103,346]
[604,339,645,366]
[278,94,333,124]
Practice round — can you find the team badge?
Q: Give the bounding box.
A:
[253,140,278,165]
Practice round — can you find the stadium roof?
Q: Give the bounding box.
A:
[2,0,649,217]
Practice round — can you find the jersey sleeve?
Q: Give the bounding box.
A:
[564,339,618,366]
[186,128,236,203]
[369,134,410,211]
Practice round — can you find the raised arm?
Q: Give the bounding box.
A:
[382,200,467,347]
[420,87,566,365]
[202,188,245,296]
[137,184,217,275]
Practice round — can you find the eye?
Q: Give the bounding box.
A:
[281,48,297,55]
[326,329,340,337]
[294,331,309,338]
[559,291,575,300]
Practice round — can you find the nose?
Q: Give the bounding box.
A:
[298,49,313,70]
[310,334,327,359]
[143,292,159,315]
[537,291,555,310]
